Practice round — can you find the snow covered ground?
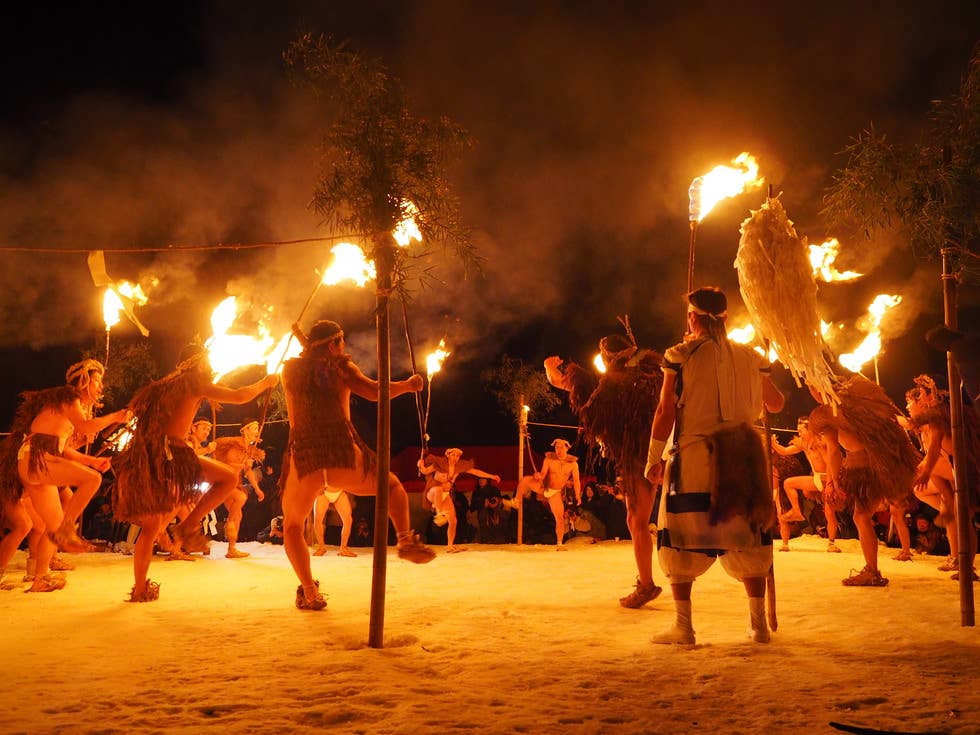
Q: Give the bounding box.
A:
[1,533,977,734]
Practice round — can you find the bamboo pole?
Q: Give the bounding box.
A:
[517,396,526,546]
[368,241,394,648]
[762,337,777,632]
[940,247,974,626]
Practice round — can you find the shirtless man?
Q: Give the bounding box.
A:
[770,418,841,553]
[311,486,356,557]
[515,438,580,549]
[418,447,501,553]
[211,419,266,559]
[281,320,434,611]
[904,375,977,576]
[2,381,113,591]
[809,376,918,586]
[112,346,277,601]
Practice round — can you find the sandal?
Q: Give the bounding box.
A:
[27,574,68,593]
[938,556,958,572]
[842,566,889,587]
[128,579,161,602]
[295,580,327,611]
[396,533,436,564]
[312,545,328,557]
[951,570,979,582]
[620,577,663,608]
[338,548,357,558]
[166,549,196,561]
[49,556,76,571]
[827,542,842,553]
[894,550,913,562]
[225,548,250,559]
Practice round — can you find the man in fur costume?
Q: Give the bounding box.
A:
[418,447,500,553]
[0,371,117,592]
[281,319,434,612]
[514,438,580,549]
[903,375,979,578]
[544,320,664,606]
[210,419,267,559]
[112,346,278,602]
[808,375,919,586]
[645,287,785,645]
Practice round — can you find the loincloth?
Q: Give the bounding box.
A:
[840,456,909,512]
[17,433,64,480]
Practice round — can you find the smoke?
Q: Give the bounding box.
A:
[1,0,976,373]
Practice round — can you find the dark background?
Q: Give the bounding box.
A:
[2,2,978,453]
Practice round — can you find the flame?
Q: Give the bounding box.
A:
[320,243,376,287]
[689,152,763,223]
[838,294,902,373]
[425,339,450,379]
[393,201,422,247]
[102,280,149,332]
[727,323,778,362]
[266,332,304,375]
[593,354,607,374]
[808,239,863,282]
[205,296,278,381]
[102,289,124,330]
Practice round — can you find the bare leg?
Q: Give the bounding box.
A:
[312,493,328,552]
[853,508,879,572]
[890,503,913,560]
[224,489,248,557]
[547,493,565,547]
[336,493,355,556]
[0,500,32,571]
[625,482,655,583]
[176,457,239,533]
[282,463,321,594]
[132,514,165,599]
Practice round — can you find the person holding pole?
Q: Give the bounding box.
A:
[646,287,785,645]
[281,319,434,612]
[112,345,278,601]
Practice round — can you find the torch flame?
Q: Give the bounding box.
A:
[808,239,863,282]
[102,289,124,330]
[205,296,281,381]
[320,243,376,287]
[727,323,778,362]
[393,201,422,247]
[593,354,607,374]
[838,294,902,373]
[689,152,763,223]
[102,280,149,332]
[425,339,450,379]
[266,332,304,375]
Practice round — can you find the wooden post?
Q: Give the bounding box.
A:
[517,396,525,546]
[368,240,394,648]
[941,247,975,626]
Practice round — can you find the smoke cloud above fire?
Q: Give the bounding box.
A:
[0,0,976,380]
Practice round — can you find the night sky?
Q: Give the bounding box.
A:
[2,2,978,445]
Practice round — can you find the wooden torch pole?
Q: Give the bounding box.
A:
[941,247,974,626]
[517,396,526,546]
[369,239,395,648]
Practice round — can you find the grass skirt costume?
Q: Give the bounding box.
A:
[558,349,662,498]
[657,338,774,584]
[280,353,376,488]
[111,357,206,522]
[809,376,919,514]
[0,385,81,505]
